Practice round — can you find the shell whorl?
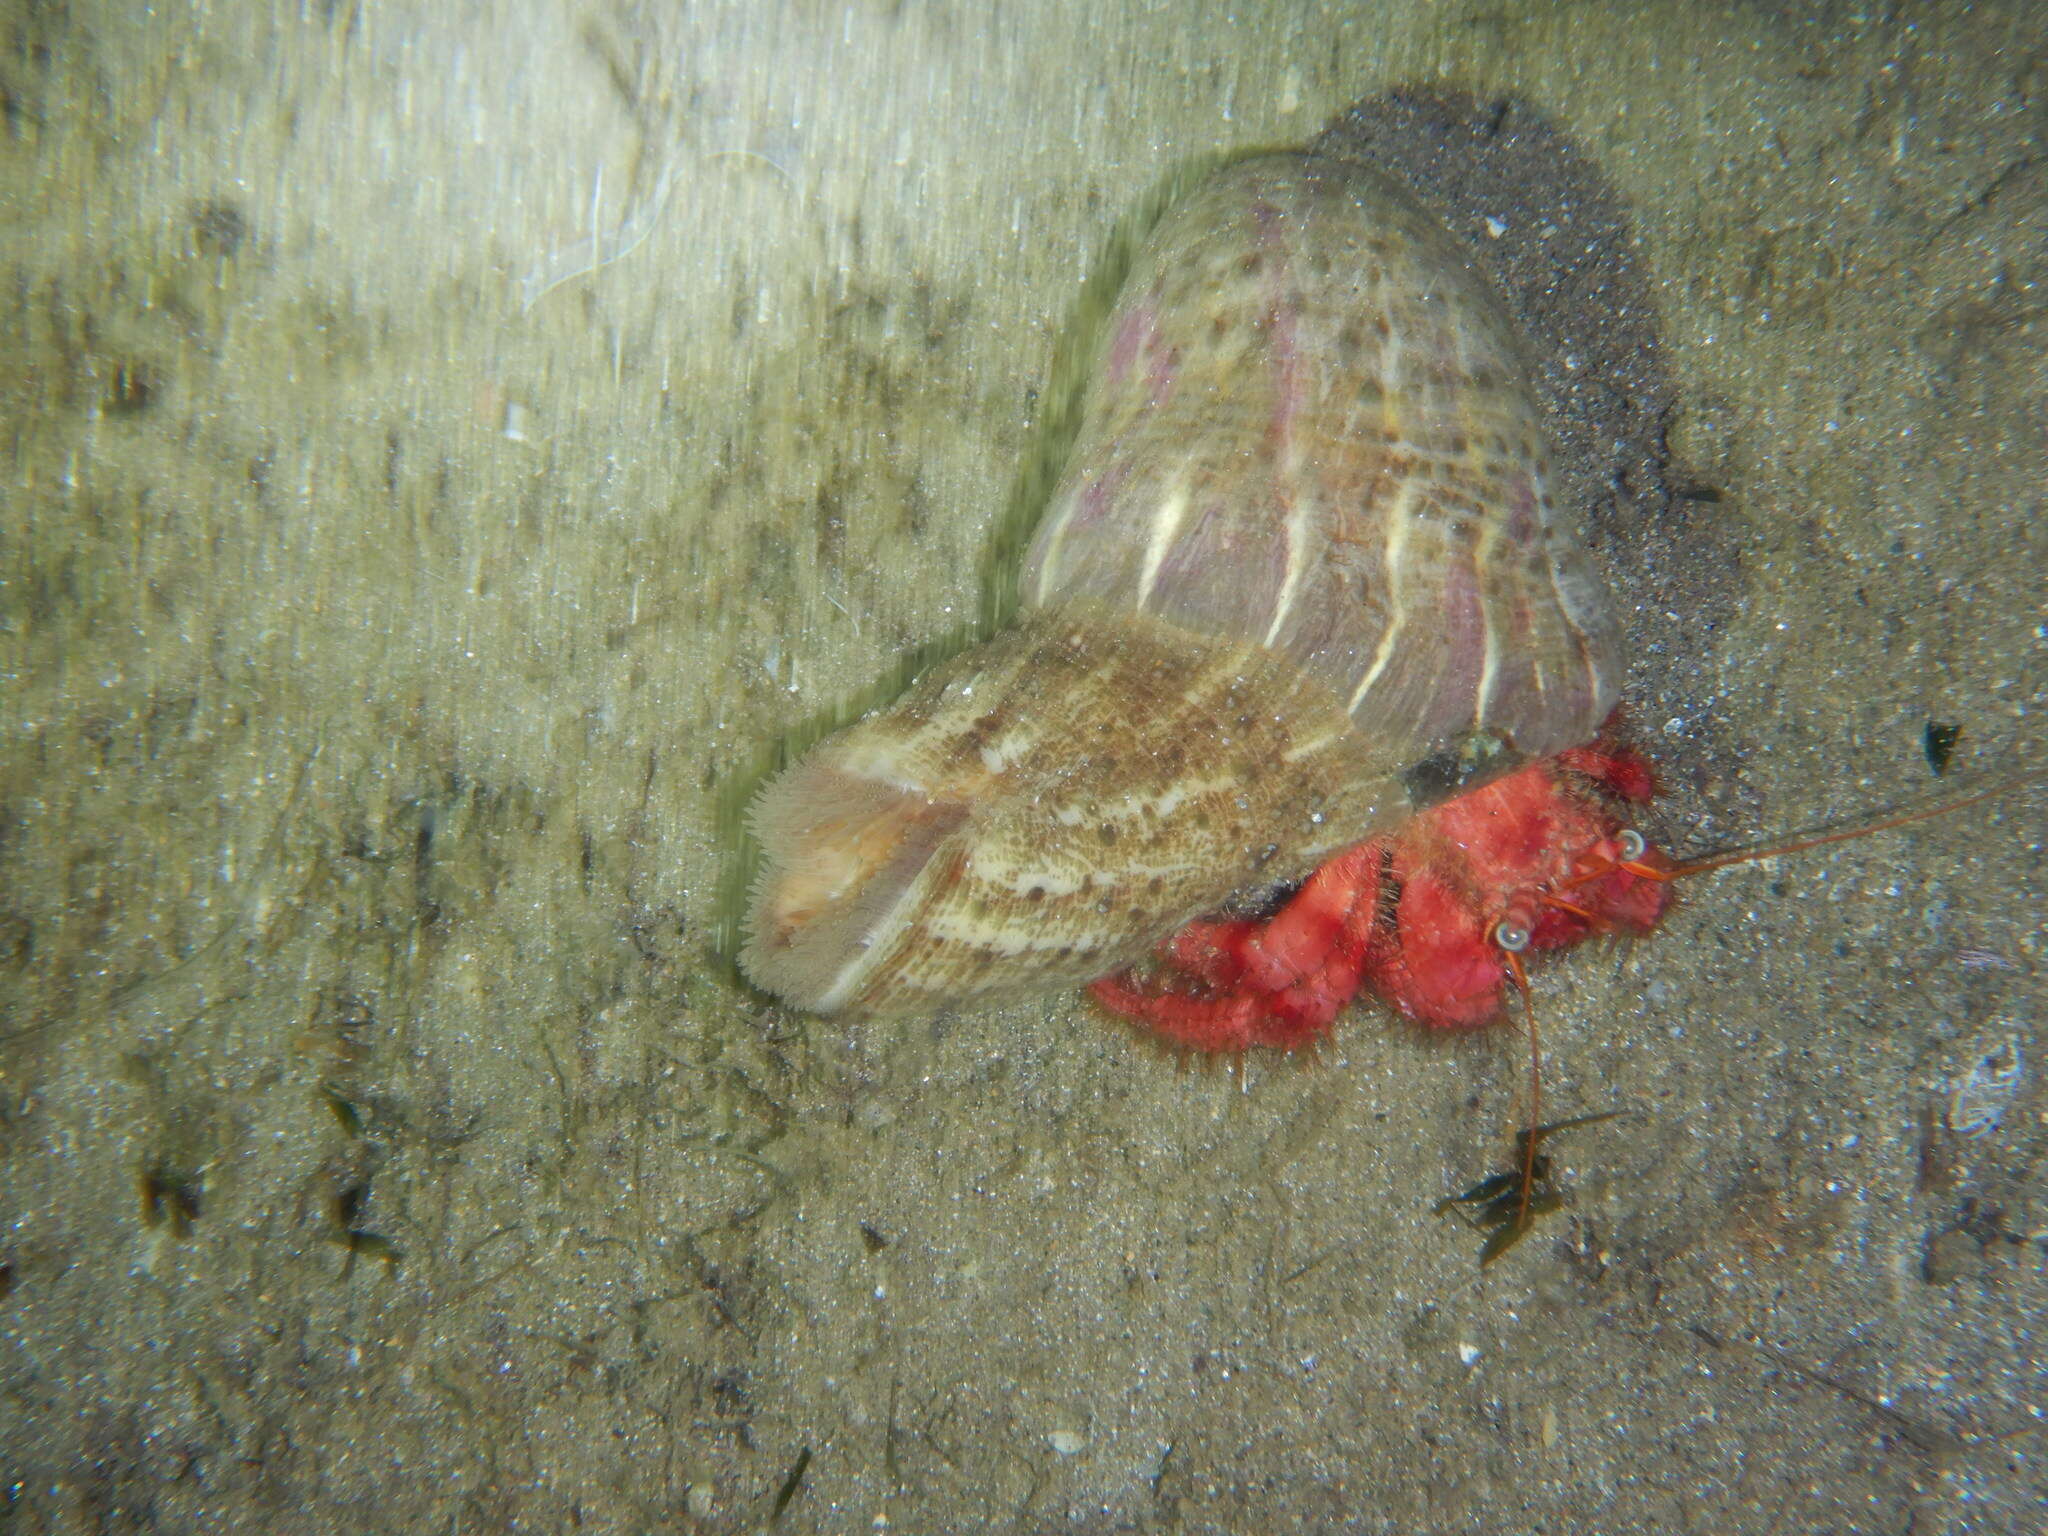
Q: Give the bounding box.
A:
[741,152,1621,1019]
[1024,154,1618,754]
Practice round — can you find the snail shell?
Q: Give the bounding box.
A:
[742,152,1619,1017]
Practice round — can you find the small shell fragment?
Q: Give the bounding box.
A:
[1949,1030,2024,1137]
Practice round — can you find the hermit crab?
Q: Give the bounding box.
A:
[741,151,1621,1020]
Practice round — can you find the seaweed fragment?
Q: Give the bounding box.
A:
[320,1083,364,1137]
[139,1160,204,1236]
[769,1445,811,1523]
[1435,1111,1624,1266]
[1923,720,1961,777]
[331,1179,401,1274]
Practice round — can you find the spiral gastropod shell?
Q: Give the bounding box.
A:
[742,152,1619,1017]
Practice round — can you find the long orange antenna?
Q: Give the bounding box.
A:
[1663,777,2025,879]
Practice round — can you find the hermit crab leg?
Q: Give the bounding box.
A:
[1084,976,1269,1054]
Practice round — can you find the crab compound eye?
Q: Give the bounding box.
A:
[1493,920,1531,953]
[1617,829,1647,862]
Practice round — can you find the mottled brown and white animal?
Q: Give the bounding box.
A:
[742,153,1619,1017]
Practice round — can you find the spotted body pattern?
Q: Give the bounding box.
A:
[743,153,1622,1019]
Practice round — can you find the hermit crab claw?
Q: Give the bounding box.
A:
[742,759,968,1014]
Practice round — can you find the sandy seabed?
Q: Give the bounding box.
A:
[2,2,2042,1531]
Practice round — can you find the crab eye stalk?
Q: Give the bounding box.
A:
[1492,919,1531,953]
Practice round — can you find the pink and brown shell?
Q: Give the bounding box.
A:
[741,153,1620,1017]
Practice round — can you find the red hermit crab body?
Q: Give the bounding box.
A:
[1090,735,1673,1052]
